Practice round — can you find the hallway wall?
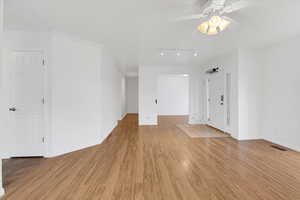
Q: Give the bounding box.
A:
[260,36,300,151]
[238,49,264,140]
[100,48,126,139]
[233,36,300,151]
[0,0,4,196]
[50,33,103,156]
[126,77,138,113]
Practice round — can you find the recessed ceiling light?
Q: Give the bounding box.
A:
[160,52,164,56]
[176,52,181,56]
[194,53,198,57]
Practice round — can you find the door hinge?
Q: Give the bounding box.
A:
[42,97,45,104]
[42,137,45,143]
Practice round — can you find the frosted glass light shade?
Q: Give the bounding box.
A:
[209,16,222,27]
[198,21,209,34]
[207,26,218,35]
[219,19,231,31]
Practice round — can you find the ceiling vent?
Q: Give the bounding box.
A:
[206,67,220,74]
[271,145,287,151]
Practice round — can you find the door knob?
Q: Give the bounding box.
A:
[9,107,16,112]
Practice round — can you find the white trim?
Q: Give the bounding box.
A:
[0,157,3,196]
[188,120,204,125]
[9,49,45,53]
[102,121,118,141]
[0,158,5,198]
[139,121,158,126]
[0,187,4,197]
[120,113,127,121]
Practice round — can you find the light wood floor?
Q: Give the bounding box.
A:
[2,114,300,200]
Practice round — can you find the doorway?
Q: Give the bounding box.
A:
[9,51,45,157]
[157,74,189,116]
[125,76,138,114]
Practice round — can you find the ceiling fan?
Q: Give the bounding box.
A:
[176,0,249,35]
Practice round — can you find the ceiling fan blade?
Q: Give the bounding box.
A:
[221,0,249,14]
[174,14,207,21]
[222,16,236,23]
[211,0,227,9]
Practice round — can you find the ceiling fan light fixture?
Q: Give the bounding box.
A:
[218,18,231,31]
[198,16,231,35]
[198,21,209,34]
[208,16,222,27]
[207,26,218,35]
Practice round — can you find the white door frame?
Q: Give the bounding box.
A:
[225,73,231,131]
[8,49,47,157]
[206,78,210,122]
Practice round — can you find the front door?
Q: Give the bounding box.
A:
[207,73,225,131]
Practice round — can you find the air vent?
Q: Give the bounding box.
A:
[206,67,220,74]
[271,145,287,151]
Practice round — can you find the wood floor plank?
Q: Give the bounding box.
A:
[2,114,300,200]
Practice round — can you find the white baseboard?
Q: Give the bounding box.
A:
[188,120,204,125]
[0,187,4,197]
[139,122,158,126]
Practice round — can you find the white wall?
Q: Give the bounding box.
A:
[238,49,264,140]
[139,66,203,125]
[157,75,189,115]
[121,76,126,118]
[100,48,125,137]
[233,37,300,151]
[0,0,5,196]
[260,36,300,151]
[2,31,126,157]
[50,33,103,156]
[126,77,138,113]
[51,34,126,156]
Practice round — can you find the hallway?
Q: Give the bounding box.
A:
[2,114,300,200]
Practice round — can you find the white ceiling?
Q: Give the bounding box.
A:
[4,0,300,74]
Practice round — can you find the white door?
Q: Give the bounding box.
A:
[9,51,45,157]
[207,73,225,131]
